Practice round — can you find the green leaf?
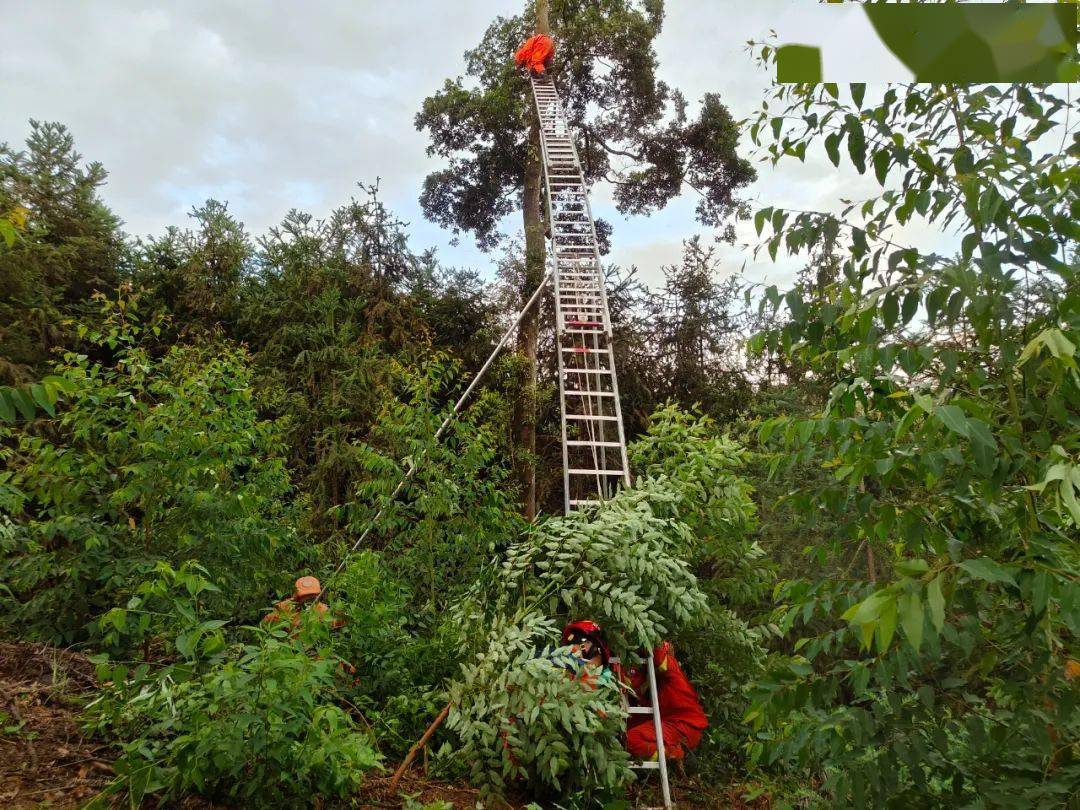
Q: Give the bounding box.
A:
[1060,477,1080,525]
[825,131,842,167]
[30,384,56,417]
[935,405,969,437]
[1044,328,1076,359]
[925,287,948,325]
[927,575,945,631]
[755,207,772,236]
[10,389,35,421]
[899,591,923,651]
[882,292,899,329]
[851,83,866,109]
[967,419,996,452]
[876,597,897,653]
[176,632,196,659]
[958,558,1016,585]
[843,590,893,626]
[846,117,867,173]
[873,148,890,184]
[0,390,14,423]
[896,559,929,578]
[900,290,918,325]
[129,763,152,809]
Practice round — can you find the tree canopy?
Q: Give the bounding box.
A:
[416,0,755,250]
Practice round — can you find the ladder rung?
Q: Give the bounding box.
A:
[568,468,626,476]
[564,391,615,397]
[562,368,611,375]
[630,761,662,770]
[565,414,618,421]
[566,440,622,447]
[627,706,654,715]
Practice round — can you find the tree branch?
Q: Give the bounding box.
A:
[586,126,645,162]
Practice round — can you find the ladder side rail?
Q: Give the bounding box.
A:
[531,78,573,515]
[574,163,632,490]
[645,654,674,808]
[534,76,631,494]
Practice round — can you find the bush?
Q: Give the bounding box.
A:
[86,617,381,804]
[447,613,630,801]
[443,404,766,800]
[327,551,459,757]
[0,293,303,643]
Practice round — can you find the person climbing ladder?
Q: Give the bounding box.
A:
[623,641,708,762]
[515,33,555,74]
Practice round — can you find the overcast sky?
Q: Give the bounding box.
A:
[2,1,941,291]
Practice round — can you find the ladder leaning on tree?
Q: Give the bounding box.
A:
[529,71,674,810]
[353,67,675,810]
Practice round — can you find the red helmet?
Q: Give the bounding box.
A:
[561,620,610,665]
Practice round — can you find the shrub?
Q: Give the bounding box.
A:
[447,613,630,801]
[86,617,380,804]
[0,293,303,643]
[327,551,460,757]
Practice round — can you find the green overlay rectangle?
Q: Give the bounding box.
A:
[777,3,1079,82]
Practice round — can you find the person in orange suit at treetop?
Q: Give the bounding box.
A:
[515,34,555,74]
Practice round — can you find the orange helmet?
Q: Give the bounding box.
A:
[294,576,321,602]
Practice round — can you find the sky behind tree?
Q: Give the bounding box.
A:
[2,1,943,290]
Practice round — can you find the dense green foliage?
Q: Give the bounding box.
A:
[84,569,380,804]
[1,8,1076,808]
[416,0,753,248]
[744,73,1079,807]
[1,296,301,643]
[444,409,762,801]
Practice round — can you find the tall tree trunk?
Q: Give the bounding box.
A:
[517,117,544,521]
[513,0,550,521]
[536,0,550,35]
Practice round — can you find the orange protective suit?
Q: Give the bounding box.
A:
[623,642,708,760]
[515,34,555,74]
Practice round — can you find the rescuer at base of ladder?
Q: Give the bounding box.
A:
[562,620,708,762]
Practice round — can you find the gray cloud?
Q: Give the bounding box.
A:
[3,1,935,289]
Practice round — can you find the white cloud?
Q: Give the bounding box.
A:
[2,0,940,290]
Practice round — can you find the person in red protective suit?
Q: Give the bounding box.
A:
[562,620,707,760]
[623,641,708,761]
[515,34,555,74]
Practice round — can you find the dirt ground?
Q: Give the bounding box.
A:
[0,640,114,808]
[358,769,772,808]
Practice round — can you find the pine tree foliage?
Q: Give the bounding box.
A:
[0,121,122,382]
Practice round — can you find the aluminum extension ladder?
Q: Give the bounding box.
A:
[529,71,674,810]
